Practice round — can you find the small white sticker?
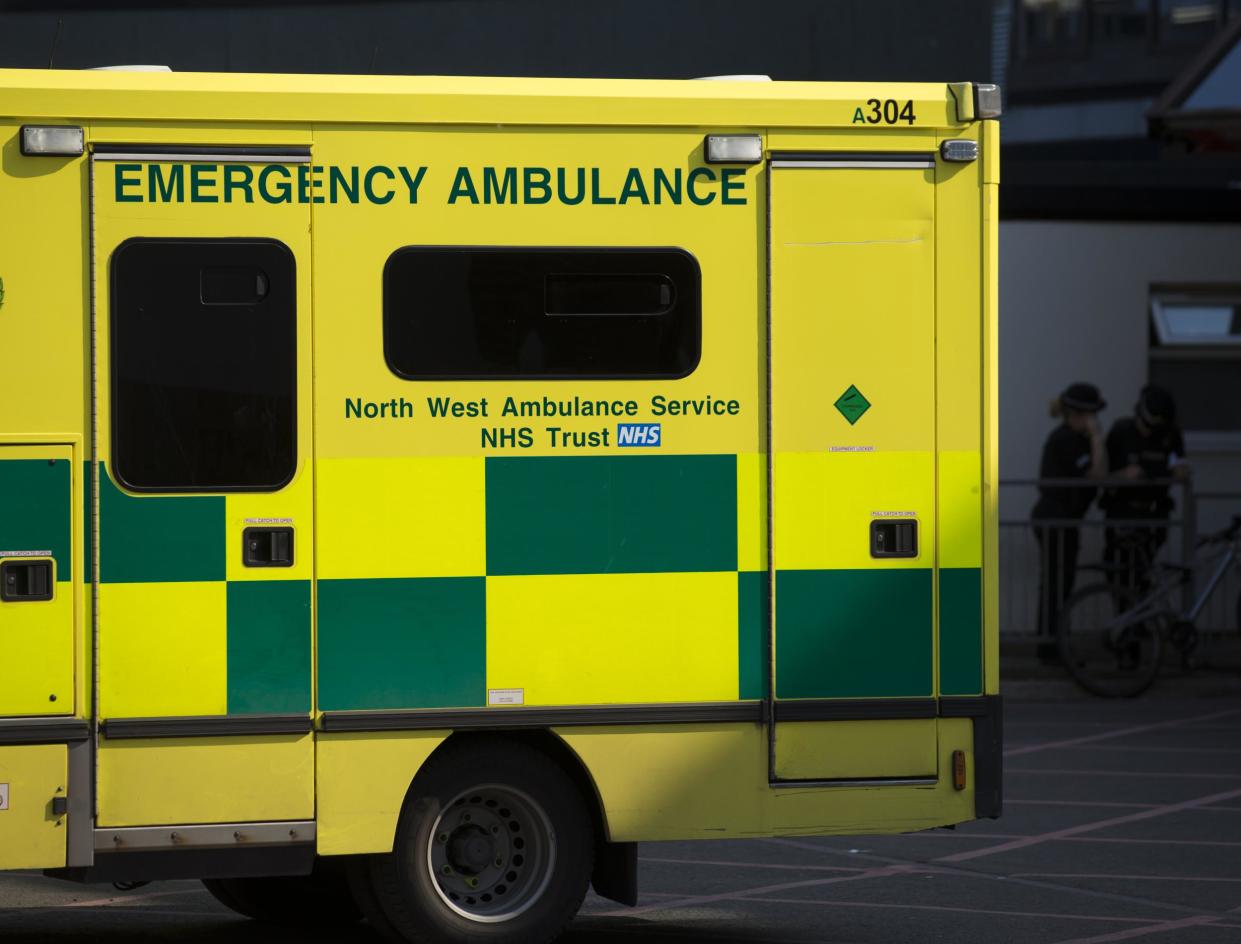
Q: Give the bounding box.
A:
[0,783,9,811]
[488,688,524,706]
[829,445,874,453]
[244,518,293,525]
[0,550,52,559]
[872,511,918,518]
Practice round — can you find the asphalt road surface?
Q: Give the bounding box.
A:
[4,696,1241,944]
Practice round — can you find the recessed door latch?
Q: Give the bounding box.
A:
[870,519,918,559]
[243,527,294,567]
[1,559,53,601]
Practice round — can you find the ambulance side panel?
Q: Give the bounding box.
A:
[0,120,88,870]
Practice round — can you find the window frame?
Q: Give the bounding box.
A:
[108,236,299,494]
[381,245,703,382]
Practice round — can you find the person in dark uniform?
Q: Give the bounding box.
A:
[1101,384,1188,593]
[1031,383,1107,660]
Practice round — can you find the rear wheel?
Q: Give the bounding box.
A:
[202,860,362,926]
[1059,583,1165,698]
[357,737,593,943]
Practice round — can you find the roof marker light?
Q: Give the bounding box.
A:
[20,125,84,157]
[705,134,763,165]
[974,84,1002,120]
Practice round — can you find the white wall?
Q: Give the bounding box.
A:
[1000,220,1241,509]
[997,220,1241,632]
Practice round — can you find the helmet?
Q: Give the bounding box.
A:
[1135,384,1176,427]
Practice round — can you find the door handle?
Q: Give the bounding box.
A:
[242,527,294,568]
[870,519,918,559]
[1,559,53,601]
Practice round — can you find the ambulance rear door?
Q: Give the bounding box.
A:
[767,148,939,783]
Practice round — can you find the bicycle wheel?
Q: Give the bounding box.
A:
[1058,583,1165,697]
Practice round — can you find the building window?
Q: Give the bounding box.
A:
[1017,0,1089,59]
[383,247,701,380]
[1148,285,1241,431]
[1156,0,1221,45]
[1092,0,1153,43]
[110,238,297,491]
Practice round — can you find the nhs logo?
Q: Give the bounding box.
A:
[617,423,662,447]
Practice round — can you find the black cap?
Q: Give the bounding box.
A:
[1060,382,1106,413]
[1136,384,1176,426]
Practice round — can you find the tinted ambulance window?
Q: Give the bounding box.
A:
[110,238,296,491]
[383,247,700,379]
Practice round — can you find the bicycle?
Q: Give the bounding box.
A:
[1057,515,1241,697]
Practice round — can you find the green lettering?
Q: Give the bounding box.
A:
[364,166,395,204]
[222,165,254,203]
[653,167,681,205]
[557,167,585,205]
[259,164,292,203]
[720,168,746,205]
[590,167,615,205]
[687,166,717,205]
[483,166,517,204]
[448,167,478,204]
[397,165,427,203]
[852,106,866,123]
[146,163,183,203]
[115,164,143,203]
[190,164,218,203]
[329,166,359,204]
[310,165,325,204]
[297,164,311,203]
[523,167,551,204]
[618,168,649,205]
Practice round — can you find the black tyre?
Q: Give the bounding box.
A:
[358,736,594,944]
[1059,583,1165,698]
[202,859,362,926]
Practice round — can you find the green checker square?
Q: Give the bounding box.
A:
[317,577,485,711]
[775,568,932,699]
[738,571,769,700]
[939,567,983,696]
[485,454,737,576]
[0,457,72,581]
[226,580,312,714]
[99,464,224,583]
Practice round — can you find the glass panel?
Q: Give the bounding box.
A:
[1020,0,1087,56]
[544,273,674,316]
[1157,0,1220,45]
[384,247,700,379]
[111,239,297,491]
[1161,305,1236,340]
[1093,0,1152,41]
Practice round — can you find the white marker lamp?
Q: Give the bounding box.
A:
[20,125,85,157]
[704,134,763,164]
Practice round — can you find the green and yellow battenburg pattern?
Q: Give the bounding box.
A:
[1,68,997,870]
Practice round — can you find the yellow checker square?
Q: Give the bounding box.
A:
[316,456,485,579]
[224,463,314,582]
[773,450,934,571]
[486,572,738,706]
[736,452,767,573]
[99,581,227,718]
[938,449,983,569]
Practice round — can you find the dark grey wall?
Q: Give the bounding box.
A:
[0,0,991,82]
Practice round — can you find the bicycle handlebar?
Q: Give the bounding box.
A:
[1197,514,1241,548]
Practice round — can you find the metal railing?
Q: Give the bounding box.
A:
[998,477,1241,647]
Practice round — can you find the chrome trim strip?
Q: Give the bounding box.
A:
[771,159,934,169]
[96,821,316,852]
[92,152,311,164]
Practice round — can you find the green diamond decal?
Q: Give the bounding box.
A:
[833,385,871,425]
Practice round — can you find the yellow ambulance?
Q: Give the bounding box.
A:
[0,68,1000,942]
